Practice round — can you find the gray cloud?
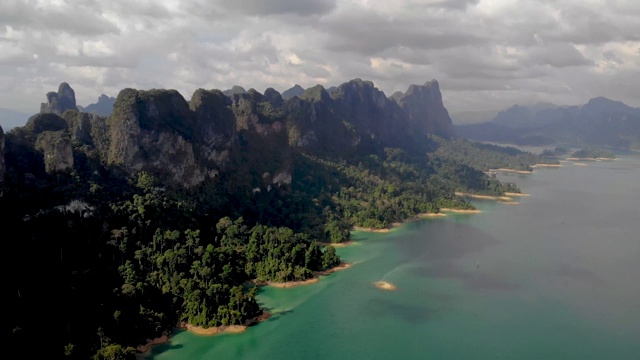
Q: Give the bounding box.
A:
[1,0,640,121]
[211,0,337,17]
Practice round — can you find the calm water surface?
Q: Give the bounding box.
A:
[152,154,640,360]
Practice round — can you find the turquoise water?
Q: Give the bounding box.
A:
[152,155,640,360]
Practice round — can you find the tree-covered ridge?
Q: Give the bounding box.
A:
[3,81,552,359]
[570,147,615,159]
[5,170,337,360]
[433,137,559,172]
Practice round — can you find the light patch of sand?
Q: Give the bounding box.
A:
[492,168,533,174]
[504,192,530,197]
[264,262,352,288]
[321,241,356,248]
[573,162,588,166]
[455,192,512,202]
[374,281,397,291]
[499,200,519,205]
[185,324,247,336]
[353,226,395,233]
[440,208,482,214]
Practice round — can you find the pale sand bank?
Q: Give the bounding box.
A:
[440,208,482,214]
[455,192,512,202]
[185,324,247,336]
[492,168,533,174]
[265,262,352,288]
[353,226,395,233]
[499,200,519,205]
[320,240,356,248]
[504,192,530,197]
[573,163,588,166]
[374,281,397,291]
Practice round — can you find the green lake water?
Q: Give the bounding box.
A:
[152,154,640,360]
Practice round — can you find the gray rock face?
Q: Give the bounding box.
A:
[282,84,305,100]
[35,131,74,173]
[394,79,453,138]
[40,82,78,115]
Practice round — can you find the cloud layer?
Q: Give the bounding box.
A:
[1,0,639,118]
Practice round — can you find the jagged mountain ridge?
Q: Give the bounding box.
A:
[454,97,640,149]
[5,78,453,189]
[80,94,116,117]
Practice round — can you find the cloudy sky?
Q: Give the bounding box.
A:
[1,0,639,121]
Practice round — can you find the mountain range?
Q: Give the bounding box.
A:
[454,97,640,149]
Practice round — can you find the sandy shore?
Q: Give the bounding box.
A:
[352,226,395,233]
[573,162,588,166]
[374,281,397,291]
[185,323,248,335]
[440,208,482,214]
[499,200,519,205]
[504,192,530,197]
[262,262,352,288]
[455,192,512,202]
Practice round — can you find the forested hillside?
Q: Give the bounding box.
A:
[2,80,550,359]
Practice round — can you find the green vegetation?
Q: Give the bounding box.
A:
[3,84,552,359]
[570,147,615,159]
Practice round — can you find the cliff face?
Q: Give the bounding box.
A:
[393,80,453,138]
[40,82,78,115]
[5,78,455,187]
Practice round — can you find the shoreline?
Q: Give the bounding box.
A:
[491,168,533,174]
[454,191,512,202]
[259,262,353,288]
[352,211,449,232]
[440,207,482,214]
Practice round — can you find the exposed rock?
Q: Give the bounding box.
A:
[40,82,78,115]
[394,79,453,138]
[35,131,74,173]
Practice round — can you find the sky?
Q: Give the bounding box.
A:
[1,0,639,120]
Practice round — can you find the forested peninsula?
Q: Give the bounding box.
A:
[2,80,551,359]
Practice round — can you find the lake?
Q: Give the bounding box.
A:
[151,153,640,360]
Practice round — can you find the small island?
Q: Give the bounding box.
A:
[567,147,616,160]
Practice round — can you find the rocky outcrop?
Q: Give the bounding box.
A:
[393,80,453,138]
[6,78,458,188]
[40,82,78,115]
[35,131,74,173]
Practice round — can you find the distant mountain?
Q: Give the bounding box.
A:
[455,98,640,149]
[81,94,116,117]
[281,84,305,100]
[0,108,29,131]
[222,85,247,96]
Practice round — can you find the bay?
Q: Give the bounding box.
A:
[152,153,640,360]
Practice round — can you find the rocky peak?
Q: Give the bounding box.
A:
[394,79,453,138]
[40,82,78,115]
[223,85,247,97]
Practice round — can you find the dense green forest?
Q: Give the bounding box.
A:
[2,82,556,359]
[570,147,616,159]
